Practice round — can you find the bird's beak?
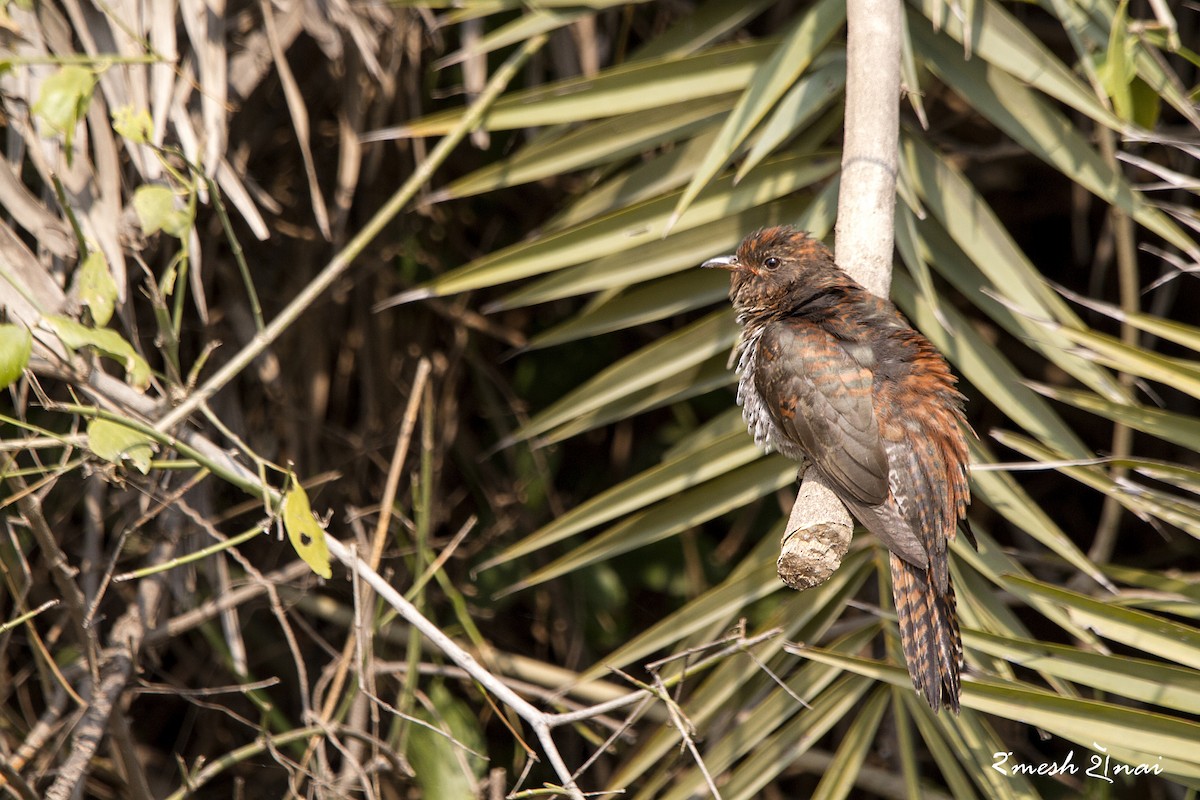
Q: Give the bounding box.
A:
[701,255,738,270]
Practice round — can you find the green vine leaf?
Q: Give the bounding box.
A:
[32,65,96,154]
[87,418,155,474]
[43,315,151,390]
[0,323,32,390]
[134,184,194,239]
[73,251,118,326]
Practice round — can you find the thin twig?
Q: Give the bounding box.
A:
[325,536,585,800]
[153,35,548,435]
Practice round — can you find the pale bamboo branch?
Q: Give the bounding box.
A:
[780,0,902,589]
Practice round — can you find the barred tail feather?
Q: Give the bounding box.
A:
[890,552,962,713]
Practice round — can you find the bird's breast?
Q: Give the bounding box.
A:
[734,327,807,461]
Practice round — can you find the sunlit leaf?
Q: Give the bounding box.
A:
[112,105,154,144]
[966,629,1200,713]
[403,154,837,301]
[798,649,1200,779]
[74,251,118,327]
[282,478,333,579]
[43,315,151,390]
[433,96,732,201]
[0,323,32,390]
[507,456,796,591]
[32,64,95,147]
[87,418,155,474]
[1032,383,1200,451]
[486,430,761,567]
[668,0,845,227]
[134,184,193,239]
[394,40,778,135]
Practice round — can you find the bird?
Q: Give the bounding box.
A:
[703,225,972,713]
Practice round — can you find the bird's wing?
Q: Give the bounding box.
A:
[754,320,931,568]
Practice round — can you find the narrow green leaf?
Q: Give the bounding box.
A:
[965,629,1200,713]
[736,53,846,180]
[606,571,877,790]
[798,649,1200,779]
[435,8,589,69]
[498,185,834,310]
[653,630,878,800]
[439,0,633,24]
[892,269,1092,458]
[537,356,732,445]
[1032,383,1200,451]
[1095,0,1138,121]
[397,40,778,135]
[487,431,761,567]
[902,690,979,800]
[1054,291,1200,354]
[411,154,837,299]
[712,676,874,800]
[668,0,845,227]
[808,687,889,800]
[1103,563,1200,603]
[913,0,1122,130]
[543,126,724,233]
[994,429,1200,539]
[507,455,796,591]
[1047,0,1196,127]
[508,310,735,445]
[630,0,775,62]
[1004,575,1200,672]
[433,96,731,201]
[900,135,1129,402]
[911,12,1195,256]
[523,268,730,349]
[953,525,1100,645]
[499,195,821,312]
[939,708,1033,800]
[589,561,781,677]
[1050,324,1200,400]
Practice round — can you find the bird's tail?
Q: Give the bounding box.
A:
[889,552,962,713]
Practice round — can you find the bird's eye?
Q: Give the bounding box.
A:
[764,257,781,269]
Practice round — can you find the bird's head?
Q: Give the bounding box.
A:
[702,226,842,319]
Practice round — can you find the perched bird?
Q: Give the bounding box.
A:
[703,226,971,713]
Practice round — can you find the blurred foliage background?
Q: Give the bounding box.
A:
[2,1,1200,798]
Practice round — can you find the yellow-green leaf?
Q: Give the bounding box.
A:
[0,323,32,390]
[32,65,95,134]
[87,418,155,474]
[112,105,154,143]
[134,184,193,239]
[43,315,151,390]
[282,479,332,579]
[74,251,118,326]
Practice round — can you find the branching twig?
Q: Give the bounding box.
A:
[153,35,547,435]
